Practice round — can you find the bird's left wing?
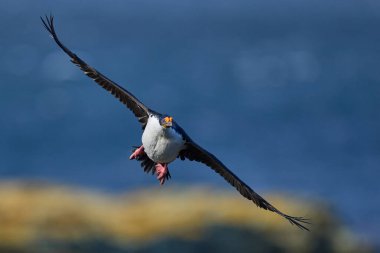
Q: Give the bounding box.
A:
[41,15,153,128]
[178,139,310,230]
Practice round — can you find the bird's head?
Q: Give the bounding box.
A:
[160,116,173,128]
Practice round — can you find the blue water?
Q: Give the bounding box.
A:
[1,0,379,245]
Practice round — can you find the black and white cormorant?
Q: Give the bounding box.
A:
[41,15,309,230]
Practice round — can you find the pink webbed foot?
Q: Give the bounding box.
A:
[129,145,145,160]
[155,163,171,185]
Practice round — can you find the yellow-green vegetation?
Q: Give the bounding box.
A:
[0,181,373,253]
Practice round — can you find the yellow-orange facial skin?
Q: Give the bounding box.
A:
[162,116,173,128]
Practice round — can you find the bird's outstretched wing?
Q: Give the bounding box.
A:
[178,139,310,230]
[41,15,153,128]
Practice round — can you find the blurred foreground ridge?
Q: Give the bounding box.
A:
[0,181,373,253]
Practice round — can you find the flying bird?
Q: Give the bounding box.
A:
[41,15,309,230]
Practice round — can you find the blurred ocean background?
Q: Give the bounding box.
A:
[0,0,379,249]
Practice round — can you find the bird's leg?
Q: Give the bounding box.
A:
[155,163,171,185]
[129,145,145,160]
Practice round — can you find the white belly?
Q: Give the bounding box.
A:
[142,116,185,163]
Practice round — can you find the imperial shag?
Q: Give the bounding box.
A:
[41,15,309,230]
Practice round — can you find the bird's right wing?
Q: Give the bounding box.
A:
[41,15,154,128]
[179,140,310,231]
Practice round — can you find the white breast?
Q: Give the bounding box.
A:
[141,116,185,163]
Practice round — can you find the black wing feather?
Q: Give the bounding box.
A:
[41,15,153,128]
[179,140,310,231]
[42,14,309,230]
